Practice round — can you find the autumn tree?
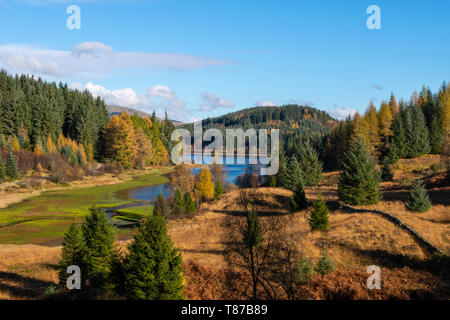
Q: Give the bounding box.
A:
[169,165,194,193]
[194,168,214,201]
[378,101,394,156]
[102,114,137,169]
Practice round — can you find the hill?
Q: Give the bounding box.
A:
[106,105,184,126]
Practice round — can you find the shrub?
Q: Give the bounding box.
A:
[308,198,329,231]
[293,257,315,285]
[315,250,335,275]
[214,180,224,199]
[406,180,431,212]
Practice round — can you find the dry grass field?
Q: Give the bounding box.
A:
[0,155,448,300]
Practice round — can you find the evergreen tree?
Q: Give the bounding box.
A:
[214,180,224,199]
[6,152,19,179]
[290,180,308,211]
[269,176,277,188]
[0,134,5,149]
[315,250,335,275]
[297,142,323,186]
[123,214,184,300]
[174,189,185,214]
[392,114,407,158]
[406,180,431,212]
[184,192,196,214]
[154,191,168,216]
[402,105,431,158]
[283,156,302,191]
[338,139,381,205]
[429,114,445,154]
[243,210,263,250]
[308,198,329,231]
[276,143,287,187]
[58,223,86,286]
[81,206,117,292]
[381,158,394,182]
[0,158,6,179]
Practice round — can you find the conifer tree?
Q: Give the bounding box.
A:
[154,191,168,216]
[58,223,86,286]
[338,139,381,205]
[406,180,431,212]
[378,101,394,155]
[123,214,184,300]
[11,136,20,151]
[381,158,394,182]
[297,142,323,186]
[402,105,431,158]
[6,152,19,179]
[429,113,445,154]
[392,114,407,158]
[290,180,308,211]
[0,158,5,179]
[0,134,5,149]
[81,206,117,291]
[243,210,263,250]
[283,156,302,191]
[184,192,196,214]
[194,168,214,201]
[174,189,185,214]
[276,143,287,187]
[308,198,329,231]
[214,180,224,199]
[389,93,399,116]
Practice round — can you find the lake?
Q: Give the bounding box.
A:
[118,155,264,202]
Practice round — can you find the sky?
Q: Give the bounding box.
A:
[0,0,449,122]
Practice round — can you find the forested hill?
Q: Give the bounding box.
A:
[200,104,335,129]
[183,104,336,154]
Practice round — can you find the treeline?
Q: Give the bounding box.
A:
[0,70,175,182]
[321,84,449,170]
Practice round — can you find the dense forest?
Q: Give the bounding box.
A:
[0,70,174,182]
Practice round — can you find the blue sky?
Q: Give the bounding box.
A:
[0,0,449,122]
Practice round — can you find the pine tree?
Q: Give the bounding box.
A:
[58,222,86,286]
[270,176,277,188]
[402,105,431,158]
[290,180,308,211]
[0,134,5,149]
[429,114,445,154]
[184,192,196,214]
[194,168,214,201]
[338,139,381,205]
[406,180,431,212]
[154,191,168,216]
[174,189,185,214]
[381,158,394,182]
[308,198,329,231]
[243,210,263,250]
[378,101,394,155]
[214,180,224,199]
[276,144,287,187]
[81,206,117,292]
[283,156,302,191]
[0,158,5,179]
[123,214,184,300]
[315,250,335,275]
[6,152,19,179]
[389,93,399,116]
[392,114,407,158]
[11,136,20,151]
[297,142,323,186]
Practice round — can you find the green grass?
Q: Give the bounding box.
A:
[0,168,170,244]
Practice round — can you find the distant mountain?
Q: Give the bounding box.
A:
[106,105,184,126]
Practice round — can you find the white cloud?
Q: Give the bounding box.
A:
[199,91,234,112]
[329,107,357,120]
[71,82,149,107]
[0,42,224,79]
[254,100,277,107]
[70,82,190,121]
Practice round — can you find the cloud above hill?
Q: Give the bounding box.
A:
[0,42,224,79]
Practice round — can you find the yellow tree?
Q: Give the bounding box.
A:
[364,102,381,156]
[46,136,55,154]
[102,115,136,169]
[389,93,399,116]
[57,133,64,151]
[34,143,43,155]
[351,112,370,147]
[11,136,20,151]
[85,143,94,161]
[439,83,450,134]
[194,168,214,201]
[378,101,394,153]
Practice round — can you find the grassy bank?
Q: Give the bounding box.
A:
[0,168,171,245]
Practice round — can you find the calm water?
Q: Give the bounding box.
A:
[118,155,264,202]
